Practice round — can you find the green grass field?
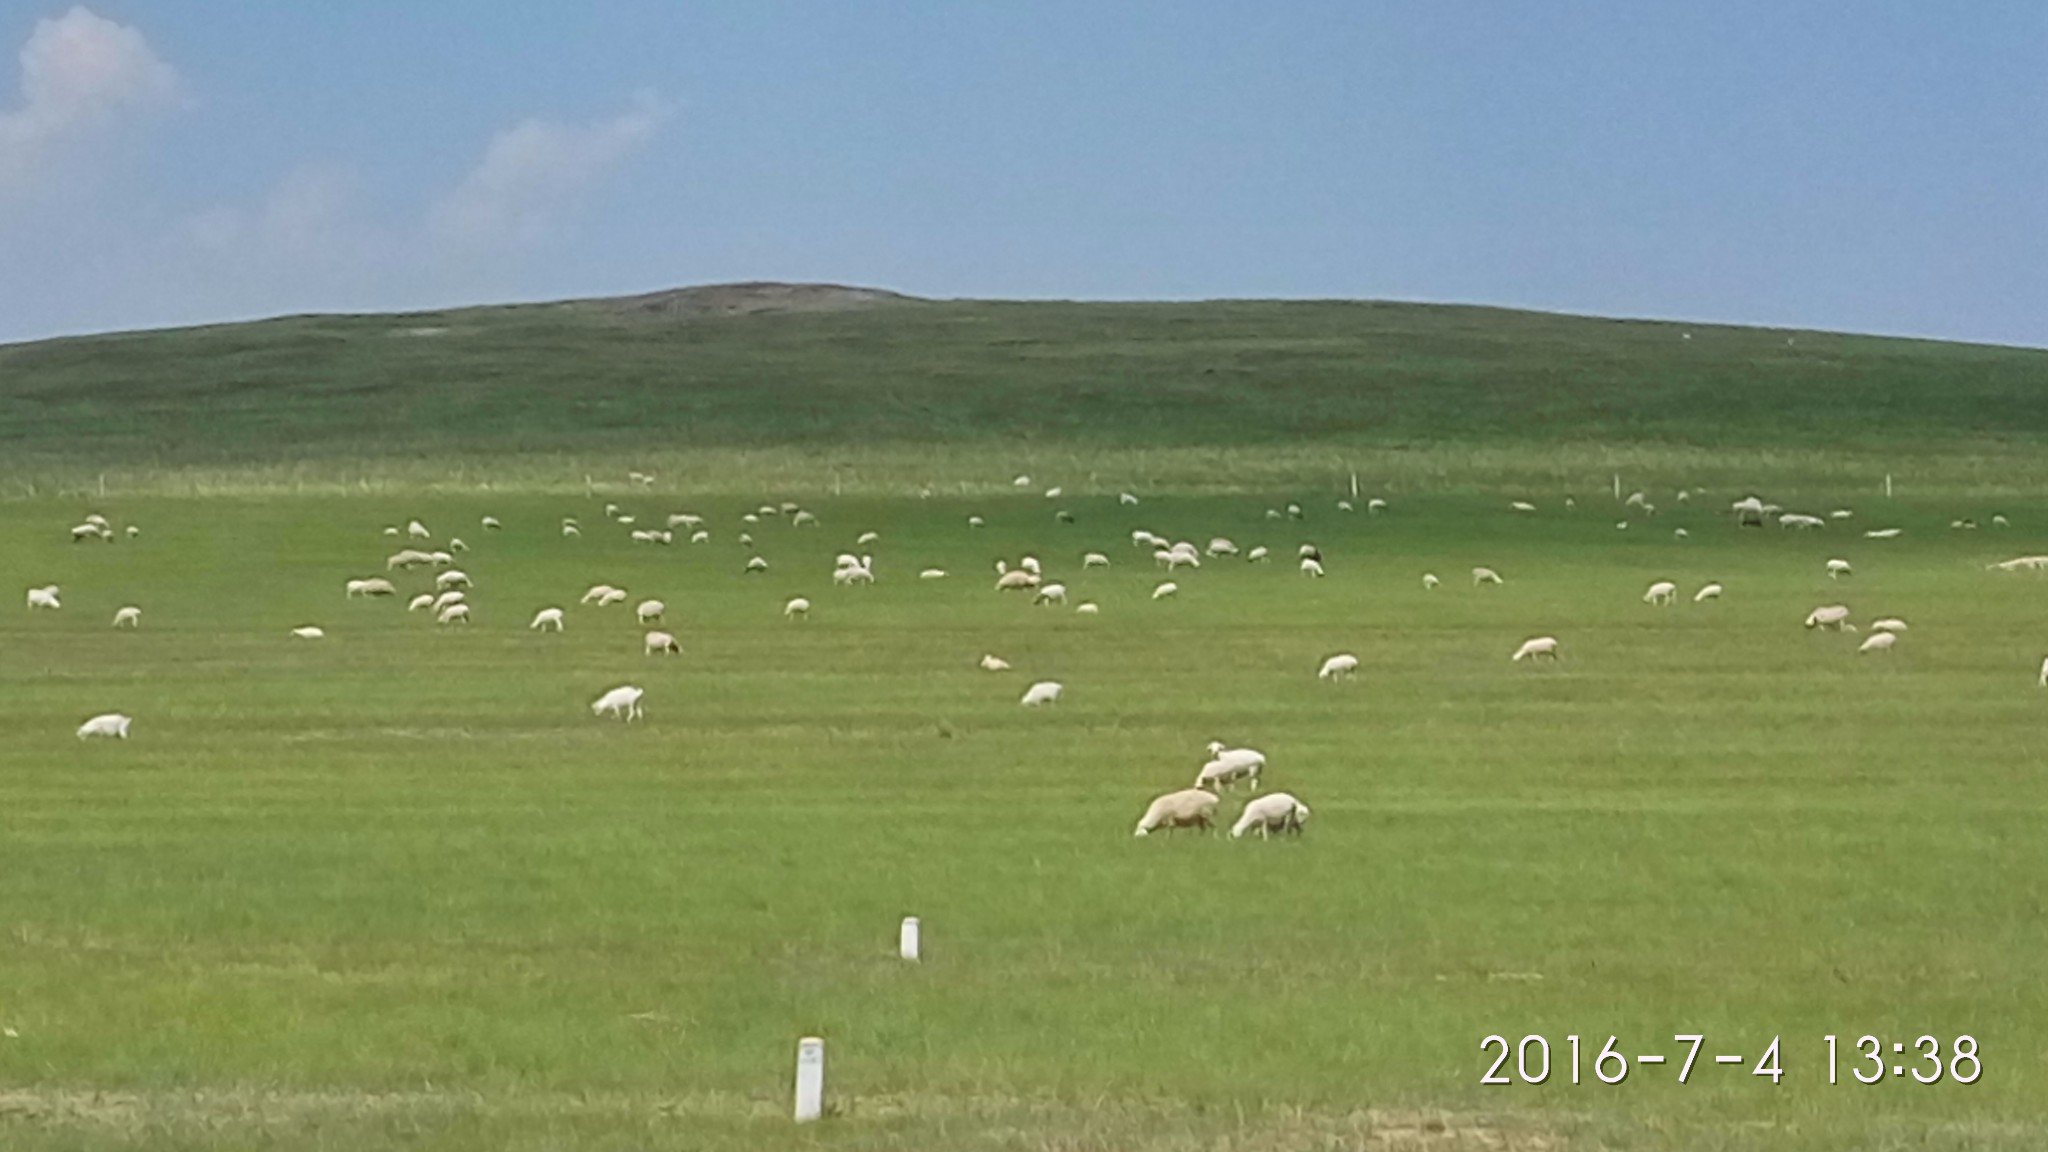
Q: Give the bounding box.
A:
[3,292,2047,1149]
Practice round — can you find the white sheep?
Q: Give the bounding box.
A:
[1247,546,1270,563]
[1826,559,1852,579]
[25,585,60,610]
[580,585,627,606]
[432,590,466,612]
[1207,537,1239,557]
[429,551,455,567]
[1119,492,1140,506]
[644,630,682,655]
[1195,742,1265,792]
[996,569,1041,592]
[1083,552,1110,568]
[437,603,471,625]
[1231,792,1310,839]
[1510,501,1536,512]
[968,515,986,528]
[290,625,325,640]
[112,606,140,628]
[690,530,710,544]
[856,531,881,546]
[406,520,431,539]
[1317,653,1359,680]
[1337,499,1354,512]
[832,561,875,587]
[1422,573,1439,590]
[76,712,131,740]
[667,513,701,528]
[1035,583,1069,605]
[784,597,811,620]
[1300,557,1325,578]
[1870,618,1907,633]
[591,685,645,722]
[2038,656,2048,688]
[1991,555,2048,572]
[1643,581,1677,605]
[529,607,565,632]
[1693,583,1723,602]
[1152,581,1179,601]
[561,523,581,538]
[979,654,1011,672]
[1857,632,1897,655]
[1779,513,1825,529]
[1131,530,1164,549]
[386,549,435,570]
[1133,788,1220,837]
[1804,605,1853,631]
[1512,636,1560,662]
[745,556,769,574]
[1472,567,1503,586]
[920,568,947,579]
[70,523,108,542]
[1367,498,1388,513]
[1864,528,1902,539]
[1020,681,1063,707]
[636,599,665,624]
[1076,602,1099,614]
[482,516,502,530]
[407,593,434,612]
[436,570,470,591]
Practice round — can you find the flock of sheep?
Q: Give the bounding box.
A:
[32,482,2048,838]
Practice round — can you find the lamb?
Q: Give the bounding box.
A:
[1152,581,1179,601]
[1133,788,1220,837]
[76,712,132,740]
[784,597,811,620]
[529,607,565,632]
[1472,567,1503,586]
[1857,632,1897,655]
[1020,681,1063,707]
[25,585,60,610]
[591,685,645,722]
[436,570,470,590]
[1512,636,1560,662]
[289,626,325,640]
[1693,583,1723,602]
[112,606,140,628]
[1317,653,1359,680]
[643,630,682,655]
[1195,742,1266,792]
[1300,557,1325,578]
[979,654,1011,672]
[1826,559,1852,579]
[636,600,665,623]
[1804,605,1853,631]
[1083,552,1110,568]
[437,603,471,625]
[1020,556,1043,575]
[1035,583,1068,605]
[1643,581,1677,605]
[1231,792,1310,839]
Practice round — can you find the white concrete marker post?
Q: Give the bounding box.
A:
[794,1036,825,1122]
[899,916,921,961]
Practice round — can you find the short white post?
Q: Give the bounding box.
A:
[1885,473,1893,499]
[1349,471,1359,499]
[1613,473,1621,501]
[794,1036,824,1122]
[899,916,921,961]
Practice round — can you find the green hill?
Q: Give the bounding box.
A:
[4,284,2045,477]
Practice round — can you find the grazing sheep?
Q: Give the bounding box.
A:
[1247,546,1270,563]
[1207,537,1239,557]
[1337,499,1354,512]
[1196,742,1266,792]
[428,551,455,567]
[1120,492,1140,505]
[561,523,581,537]
[125,525,139,538]
[1643,581,1677,605]
[1020,681,1063,707]
[1472,567,1503,586]
[968,515,986,528]
[436,570,470,590]
[1731,496,1767,527]
[1231,792,1310,839]
[792,510,819,527]
[1152,581,1179,601]
[745,556,769,574]
[739,532,755,546]
[1075,601,1100,614]
[1367,498,1387,513]
[2039,656,2048,688]
[996,569,1041,592]
[636,600,665,624]
[1422,573,1439,590]
[1826,559,1852,579]
[1300,557,1325,578]
[1994,514,2010,527]
[436,603,471,625]
[1870,618,1908,633]
[432,590,465,612]
[1673,528,1689,539]
[1804,605,1853,631]
[1779,513,1825,529]
[832,562,875,587]
[1035,583,1068,605]
[70,523,109,542]
[407,594,434,612]
[1298,543,1321,560]
[386,549,435,570]
[1133,788,1221,837]
[920,568,947,579]
[1693,583,1723,602]
[667,513,703,529]
[1019,556,1043,575]
[581,584,621,605]
[1990,555,2048,571]
[406,520,431,539]
[112,606,140,628]
[1510,501,1536,513]
[979,654,1011,672]
[1317,653,1359,680]
[530,607,565,632]
[1857,632,1897,655]
[482,516,502,530]
[1287,503,1303,519]
[690,530,710,544]
[591,685,645,722]
[855,531,880,546]
[784,597,811,620]
[1512,636,1560,662]
[643,630,681,655]
[25,585,60,610]
[1084,552,1110,568]
[1131,530,1164,549]
[290,626,325,640]
[1864,528,1902,539]
[76,713,131,740]
[1014,475,1033,488]
[83,513,109,529]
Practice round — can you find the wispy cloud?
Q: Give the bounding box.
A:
[0,6,181,197]
[429,90,668,251]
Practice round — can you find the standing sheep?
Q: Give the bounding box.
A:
[1643,581,1677,605]
[591,685,646,722]
[1133,789,1221,837]
[76,713,132,740]
[784,597,811,620]
[1020,681,1063,707]
[529,607,565,632]
[1317,653,1359,680]
[636,599,665,624]
[112,606,141,628]
[1512,636,1560,662]
[1231,793,1310,839]
[643,630,682,655]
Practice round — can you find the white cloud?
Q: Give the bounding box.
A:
[0,6,181,194]
[430,90,667,251]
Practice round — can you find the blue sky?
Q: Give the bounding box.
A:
[2,2,2044,345]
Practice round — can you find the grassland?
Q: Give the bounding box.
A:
[2,291,2047,1149]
